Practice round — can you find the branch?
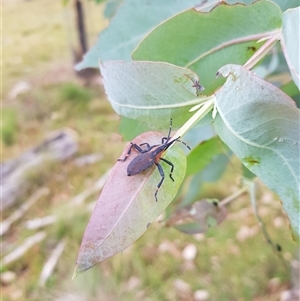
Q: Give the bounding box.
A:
[0,187,49,236]
[1,232,46,267]
[39,239,66,286]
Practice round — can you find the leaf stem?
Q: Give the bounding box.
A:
[219,186,249,207]
[244,34,280,70]
[173,97,215,139]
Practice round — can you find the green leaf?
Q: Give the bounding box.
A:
[180,154,230,207]
[76,0,202,70]
[186,136,227,176]
[269,0,300,12]
[281,7,300,89]
[103,0,123,19]
[100,60,206,129]
[119,117,152,141]
[75,131,187,274]
[133,1,282,94]
[242,165,256,180]
[214,64,300,240]
[200,0,299,12]
[280,81,300,108]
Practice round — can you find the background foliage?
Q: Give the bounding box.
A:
[76,0,299,272]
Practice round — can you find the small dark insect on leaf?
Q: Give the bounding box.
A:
[185,74,205,96]
[247,46,257,52]
[118,119,190,201]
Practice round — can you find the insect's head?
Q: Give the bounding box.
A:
[163,136,182,151]
[162,119,191,151]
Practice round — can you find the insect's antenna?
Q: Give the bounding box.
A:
[166,136,191,151]
[177,139,191,150]
[166,118,173,141]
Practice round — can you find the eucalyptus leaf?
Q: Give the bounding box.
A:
[281,7,300,89]
[269,0,300,11]
[156,0,299,14]
[186,136,227,176]
[119,117,152,141]
[75,132,186,275]
[214,64,300,239]
[180,154,230,207]
[100,60,206,129]
[280,81,300,108]
[76,0,202,70]
[103,0,123,19]
[133,1,282,94]
[242,165,256,180]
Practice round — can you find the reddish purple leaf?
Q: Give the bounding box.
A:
[74,131,186,276]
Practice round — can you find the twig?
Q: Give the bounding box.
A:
[244,34,280,70]
[39,239,66,286]
[25,215,56,230]
[70,168,111,206]
[1,231,46,267]
[247,180,289,269]
[1,129,78,209]
[86,200,97,212]
[0,187,49,236]
[174,98,215,141]
[219,186,248,207]
[74,153,103,167]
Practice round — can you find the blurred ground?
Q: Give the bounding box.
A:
[1,1,298,301]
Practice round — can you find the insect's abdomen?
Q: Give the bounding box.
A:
[127,154,154,176]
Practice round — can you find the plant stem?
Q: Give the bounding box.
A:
[219,186,249,207]
[244,34,279,70]
[173,97,215,139]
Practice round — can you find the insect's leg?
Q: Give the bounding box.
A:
[132,143,148,152]
[154,162,165,202]
[117,143,134,162]
[139,143,160,152]
[160,157,174,181]
[161,137,169,144]
[139,142,151,149]
[117,142,144,161]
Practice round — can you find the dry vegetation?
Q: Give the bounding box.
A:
[1,1,298,301]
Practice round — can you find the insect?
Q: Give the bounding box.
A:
[185,74,205,96]
[118,119,190,201]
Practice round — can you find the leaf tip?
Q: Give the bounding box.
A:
[72,264,82,280]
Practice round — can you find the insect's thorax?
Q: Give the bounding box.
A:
[151,139,176,158]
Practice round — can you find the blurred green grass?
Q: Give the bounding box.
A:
[2,107,18,145]
[2,1,297,301]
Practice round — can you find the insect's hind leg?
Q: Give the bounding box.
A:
[160,157,175,181]
[154,162,165,202]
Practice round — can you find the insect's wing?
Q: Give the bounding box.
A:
[127,153,154,176]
